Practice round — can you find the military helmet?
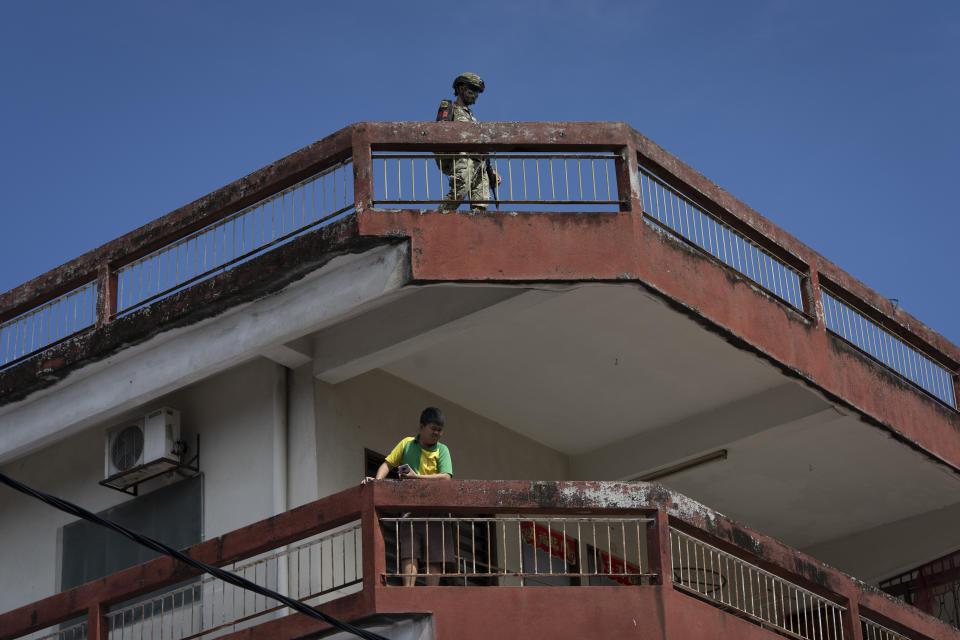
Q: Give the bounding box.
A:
[453,72,485,92]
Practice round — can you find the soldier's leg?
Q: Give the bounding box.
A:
[469,162,490,211]
[439,158,470,211]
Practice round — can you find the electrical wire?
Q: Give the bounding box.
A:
[0,471,389,640]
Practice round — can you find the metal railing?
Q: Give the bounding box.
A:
[115,160,354,315]
[380,515,653,585]
[821,289,956,408]
[0,281,97,369]
[670,528,845,640]
[372,153,621,210]
[639,166,805,312]
[860,617,910,640]
[21,621,86,640]
[104,522,361,640]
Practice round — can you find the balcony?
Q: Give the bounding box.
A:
[0,481,955,640]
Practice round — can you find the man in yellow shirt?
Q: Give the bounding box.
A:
[363,407,453,585]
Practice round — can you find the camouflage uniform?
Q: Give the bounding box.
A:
[435,100,491,211]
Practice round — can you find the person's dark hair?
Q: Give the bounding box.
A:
[419,407,445,427]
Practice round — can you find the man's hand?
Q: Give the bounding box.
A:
[399,467,419,480]
[361,476,376,485]
[494,170,502,185]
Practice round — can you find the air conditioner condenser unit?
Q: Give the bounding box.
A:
[102,407,182,491]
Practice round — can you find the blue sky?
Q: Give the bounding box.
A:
[2,1,958,343]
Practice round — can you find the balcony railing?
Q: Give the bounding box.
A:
[861,618,910,640]
[380,515,653,585]
[103,523,361,640]
[671,527,844,640]
[372,152,620,210]
[0,280,97,369]
[638,165,806,311]
[115,159,354,315]
[1,122,957,428]
[2,481,955,640]
[821,287,956,408]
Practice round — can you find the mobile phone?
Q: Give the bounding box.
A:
[397,464,412,476]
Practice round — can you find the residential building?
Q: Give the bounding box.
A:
[1,121,957,640]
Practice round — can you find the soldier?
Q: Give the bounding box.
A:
[435,72,501,211]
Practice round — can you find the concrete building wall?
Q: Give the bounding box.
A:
[312,369,570,499]
[0,358,280,614]
[0,361,569,615]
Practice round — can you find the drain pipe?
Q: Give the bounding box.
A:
[272,363,290,601]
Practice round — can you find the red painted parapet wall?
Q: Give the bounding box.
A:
[2,122,959,465]
[1,481,956,640]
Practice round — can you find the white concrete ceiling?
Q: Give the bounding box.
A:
[381,284,787,455]
[658,411,960,549]
[313,281,960,555]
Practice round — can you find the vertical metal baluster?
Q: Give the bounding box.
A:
[591,158,597,201]
[578,520,584,579]
[606,524,613,576]
[548,520,556,575]
[722,223,732,266]
[802,588,809,637]
[561,520,569,574]
[535,158,542,202]
[776,261,785,301]
[521,159,527,202]
[816,596,825,640]
[341,529,348,585]
[854,310,865,353]
[502,521,510,580]
[564,158,569,201]
[468,521,475,575]
[507,158,513,202]
[70,290,78,336]
[896,338,906,381]
[577,158,583,201]
[708,547,717,598]
[532,522,539,575]
[840,301,851,345]
[321,173,327,218]
[908,344,918,386]
[699,544,708,593]
[397,157,402,201]
[30,305,39,354]
[624,524,629,575]
[605,158,611,202]
[421,157,430,204]
[441,518,447,576]
[8,322,17,363]
[668,186,678,233]
[766,574,774,624]
[592,521,598,579]
[680,200,690,241]
[655,181,666,224]
[138,260,145,309]
[487,521,493,576]
[550,157,557,201]
[695,194,706,251]
[636,520,643,575]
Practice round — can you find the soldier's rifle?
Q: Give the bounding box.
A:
[485,154,499,210]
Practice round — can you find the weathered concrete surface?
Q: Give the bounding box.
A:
[628,125,960,364]
[0,126,354,323]
[357,206,960,476]
[0,216,397,406]
[7,480,954,640]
